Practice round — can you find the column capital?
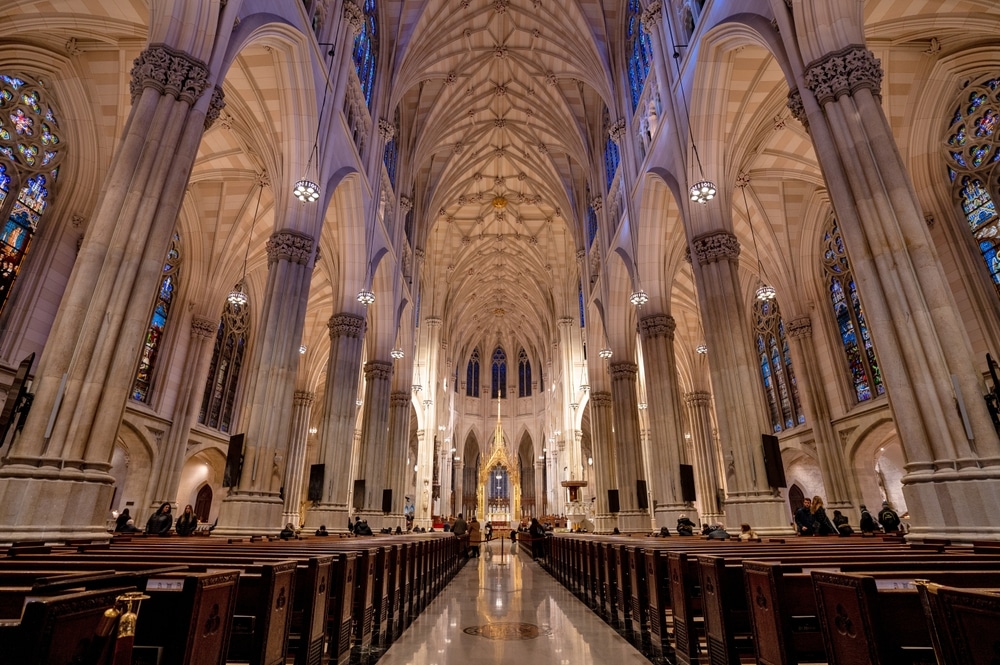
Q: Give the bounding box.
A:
[364,360,394,381]
[293,390,315,406]
[590,391,613,408]
[787,88,808,128]
[343,0,364,33]
[804,45,883,105]
[787,316,813,338]
[609,361,639,380]
[557,316,574,327]
[328,313,366,339]
[204,86,226,130]
[190,315,217,338]
[639,313,675,340]
[425,317,442,327]
[692,231,740,265]
[378,117,395,140]
[267,230,315,266]
[129,44,209,105]
[390,391,411,407]
[684,390,712,406]
[641,0,662,30]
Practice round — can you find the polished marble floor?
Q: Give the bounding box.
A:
[377,539,652,664]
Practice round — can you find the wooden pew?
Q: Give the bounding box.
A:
[227,560,297,665]
[917,581,1000,665]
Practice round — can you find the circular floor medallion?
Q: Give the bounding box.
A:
[463,622,548,640]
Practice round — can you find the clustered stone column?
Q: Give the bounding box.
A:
[588,391,617,532]
[216,230,316,535]
[385,391,412,527]
[304,313,366,533]
[685,390,724,522]
[282,390,315,526]
[609,361,650,531]
[639,313,693,527]
[0,42,225,539]
[358,360,394,529]
[149,314,219,510]
[691,231,790,533]
[785,316,856,512]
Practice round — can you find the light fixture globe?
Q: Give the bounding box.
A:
[227,284,249,307]
[629,289,648,306]
[293,178,320,203]
[689,179,717,204]
[599,347,613,359]
[755,283,777,301]
[579,383,590,393]
[356,289,375,305]
[696,343,708,354]
[391,347,404,359]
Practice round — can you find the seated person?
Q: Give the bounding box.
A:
[706,524,730,539]
[119,518,141,533]
[738,523,757,541]
[315,525,329,537]
[279,523,296,540]
[658,526,671,537]
[676,514,697,536]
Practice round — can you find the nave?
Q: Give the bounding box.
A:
[378,539,650,665]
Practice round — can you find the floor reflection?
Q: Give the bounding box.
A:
[376,539,651,665]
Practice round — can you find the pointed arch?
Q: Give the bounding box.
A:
[517,347,532,397]
[199,296,251,432]
[491,346,507,399]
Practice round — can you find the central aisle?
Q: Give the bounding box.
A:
[376,539,652,664]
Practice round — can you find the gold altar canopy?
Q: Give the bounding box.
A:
[476,402,520,522]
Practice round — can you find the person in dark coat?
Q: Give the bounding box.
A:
[145,502,173,536]
[114,508,132,532]
[832,510,854,536]
[676,514,697,536]
[859,504,879,534]
[315,525,330,536]
[878,501,901,533]
[794,497,816,536]
[811,496,838,536]
[279,523,296,540]
[175,504,198,536]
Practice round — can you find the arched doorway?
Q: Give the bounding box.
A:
[194,485,212,522]
[787,484,804,521]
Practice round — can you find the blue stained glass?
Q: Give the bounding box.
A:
[960,177,997,230]
[579,283,585,328]
[133,235,180,403]
[975,110,998,137]
[467,348,480,397]
[491,347,507,399]
[0,75,25,89]
[626,0,652,112]
[951,151,967,167]
[952,107,963,126]
[971,144,990,167]
[949,167,957,182]
[586,204,598,248]
[992,148,1000,163]
[968,91,987,114]
[605,134,620,188]
[351,0,379,109]
[0,163,8,204]
[988,78,1000,91]
[949,125,967,146]
[518,348,532,397]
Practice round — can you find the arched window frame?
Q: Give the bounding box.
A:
[603,107,620,190]
[351,0,380,109]
[383,105,399,189]
[0,73,65,319]
[821,218,884,403]
[625,0,654,113]
[466,347,480,397]
[491,346,507,399]
[132,232,181,403]
[199,294,251,432]
[518,348,532,397]
[752,298,804,432]
[943,76,1000,298]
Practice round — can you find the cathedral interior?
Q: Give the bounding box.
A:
[1,0,1000,542]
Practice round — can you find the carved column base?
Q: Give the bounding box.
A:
[593,513,619,534]
[213,491,284,536]
[722,494,796,536]
[903,472,1000,542]
[303,502,351,533]
[0,467,116,541]
[616,510,652,534]
[653,503,695,530]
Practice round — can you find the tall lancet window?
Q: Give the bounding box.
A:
[603,107,620,190]
[518,348,532,397]
[944,76,1000,297]
[822,218,884,402]
[352,0,380,109]
[752,298,804,432]
[0,73,64,318]
[626,0,653,112]
[491,346,507,399]
[132,232,181,402]
[466,347,480,397]
[199,294,250,432]
[383,105,399,188]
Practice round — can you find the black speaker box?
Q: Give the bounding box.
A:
[307,464,325,501]
[607,489,620,514]
[636,480,649,510]
[352,479,366,511]
[381,489,393,514]
[679,464,697,502]
[223,433,245,488]
[761,434,787,488]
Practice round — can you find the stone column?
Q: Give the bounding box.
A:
[304,313,366,532]
[786,316,856,512]
[691,231,791,534]
[414,319,442,527]
[685,391,724,522]
[785,39,1000,539]
[358,360,393,529]
[639,313,693,527]
[589,391,618,532]
[282,391,314,526]
[216,230,316,534]
[609,361,651,532]
[384,391,411,528]
[0,43,226,539]
[148,315,219,509]
[453,459,465,519]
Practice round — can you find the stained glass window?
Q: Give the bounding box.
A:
[518,348,532,397]
[586,182,598,248]
[352,0,379,109]
[822,219,884,402]
[466,348,480,397]
[132,233,181,403]
[199,295,250,432]
[752,298,804,431]
[626,0,653,112]
[603,107,620,189]
[0,74,64,318]
[491,346,507,399]
[383,106,399,188]
[945,76,1000,299]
